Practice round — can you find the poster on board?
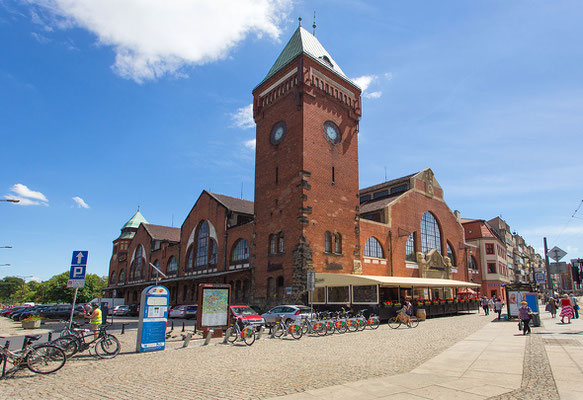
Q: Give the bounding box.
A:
[507,291,523,317]
[200,286,229,328]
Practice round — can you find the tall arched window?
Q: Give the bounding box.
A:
[267,277,275,298]
[364,237,384,258]
[278,232,284,253]
[186,247,194,271]
[468,256,478,271]
[420,212,442,254]
[195,221,209,267]
[132,245,144,280]
[231,239,249,263]
[152,260,160,280]
[405,233,416,261]
[119,269,126,284]
[109,273,116,285]
[447,242,456,267]
[334,233,342,254]
[269,234,277,254]
[324,232,332,252]
[167,256,178,276]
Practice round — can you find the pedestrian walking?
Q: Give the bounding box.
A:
[545,297,557,318]
[494,297,504,320]
[518,301,534,335]
[559,294,574,324]
[569,293,579,319]
[481,296,490,315]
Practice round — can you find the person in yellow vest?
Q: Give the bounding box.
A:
[86,302,102,339]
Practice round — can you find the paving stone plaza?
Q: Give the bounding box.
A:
[1,309,582,399]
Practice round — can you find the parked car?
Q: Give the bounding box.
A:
[184,305,198,320]
[112,305,131,316]
[230,305,265,329]
[261,305,315,326]
[39,304,85,320]
[13,305,51,321]
[1,305,30,317]
[169,305,190,319]
[127,304,140,317]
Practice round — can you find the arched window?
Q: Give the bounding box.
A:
[167,256,178,276]
[334,233,342,254]
[152,260,160,280]
[195,221,209,267]
[269,234,277,254]
[209,240,217,266]
[276,276,284,299]
[364,237,384,258]
[132,245,144,280]
[447,242,456,267]
[420,212,442,254]
[468,256,478,271]
[324,232,332,252]
[267,277,275,298]
[109,272,116,285]
[278,232,284,253]
[119,269,126,284]
[405,233,416,261]
[186,246,194,271]
[231,239,249,262]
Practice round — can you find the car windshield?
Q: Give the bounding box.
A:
[186,306,197,311]
[232,306,256,315]
[297,306,313,314]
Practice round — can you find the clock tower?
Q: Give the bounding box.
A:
[252,26,362,306]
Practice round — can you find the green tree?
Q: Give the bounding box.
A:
[43,272,107,303]
[0,276,25,303]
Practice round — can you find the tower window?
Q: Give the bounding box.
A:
[275,167,279,184]
[332,167,335,184]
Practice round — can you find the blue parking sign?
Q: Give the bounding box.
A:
[71,251,88,266]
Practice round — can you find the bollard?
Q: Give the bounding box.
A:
[182,332,193,348]
[171,321,174,330]
[221,327,233,344]
[48,332,52,342]
[203,329,214,346]
[4,340,10,350]
[182,322,185,332]
[256,326,264,340]
[121,323,125,335]
[270,325,277,339]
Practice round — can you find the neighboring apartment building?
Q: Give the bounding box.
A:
[462,219,510,300]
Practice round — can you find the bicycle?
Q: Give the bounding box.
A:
[0,334,66,378]
[60,323,120,359]
[299,312,327,336]
[353,309,380,330]
[272,316,303,339]
[227,318,256,346]
[387,312,419,329]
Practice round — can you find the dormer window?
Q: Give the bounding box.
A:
[319,55,334,68]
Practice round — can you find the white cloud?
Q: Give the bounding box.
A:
[72,196,90,209]
[29,0,292,83]
[231,104,255,129]
[352,75,375,92]
[365,91,382,99]
[4,183,49,206]
[244,139,256,150]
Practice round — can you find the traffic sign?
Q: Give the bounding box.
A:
[71,251,88,266]
[535,273,545,283]
[67,250,88,288]
[549,262,568,274]
[307,271,315,291]
[548,246,567,262]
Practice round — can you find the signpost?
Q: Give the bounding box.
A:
[307,270,315,316]
[549,262,568,275]
[548,246,567,263]
[136,285,169,353]
[67,251,88,329]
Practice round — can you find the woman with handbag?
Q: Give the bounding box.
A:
[518,301,533,335]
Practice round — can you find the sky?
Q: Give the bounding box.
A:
[1,0,582,281]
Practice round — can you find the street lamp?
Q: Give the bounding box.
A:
[0,199,20,203]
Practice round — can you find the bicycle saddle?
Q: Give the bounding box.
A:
[24,334,42,341]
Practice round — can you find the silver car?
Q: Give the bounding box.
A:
[261,305,315,326]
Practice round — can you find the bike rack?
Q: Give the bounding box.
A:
[202,329,213,346]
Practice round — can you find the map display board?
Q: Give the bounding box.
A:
[201,288,229,327]
[196,284,231,331]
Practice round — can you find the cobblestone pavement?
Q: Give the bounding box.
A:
[0,313,489,400]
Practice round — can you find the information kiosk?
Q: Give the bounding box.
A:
[136,285,169,353]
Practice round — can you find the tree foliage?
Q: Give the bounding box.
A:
[1,273,107,304]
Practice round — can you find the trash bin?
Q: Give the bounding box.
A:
[531,313,541,327]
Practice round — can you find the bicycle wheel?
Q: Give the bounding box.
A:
[289,324,303,340]
[26,344,66,374]
[409,318,419,328]
[272,323,285,338]
[334,321,347,334]
[242,331,256,346]
[387,317,401,329]
[346,319,358,333]
[368,316,380,330]
[94,335,120,359]
[325,321,335,335]
[316,322,327,336]
[52,336,78,358]
[301,322,309,336]
[227,327,239,343]
[357,317,366,331]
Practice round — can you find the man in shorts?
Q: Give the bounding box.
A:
[86,303,102,339]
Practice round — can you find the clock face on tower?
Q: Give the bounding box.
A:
[323,121,341,144]
[270,121,286,145]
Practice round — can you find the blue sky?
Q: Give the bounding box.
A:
[1,0,582,281]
